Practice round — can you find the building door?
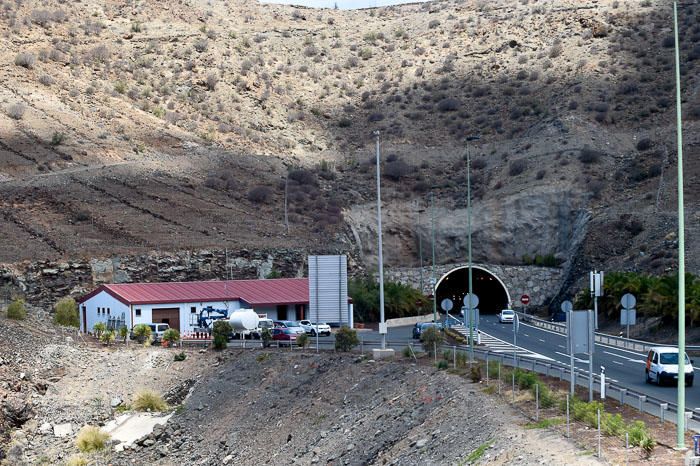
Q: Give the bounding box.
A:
[82,306,87,332]
[277,305,287,321]
[152,308,180,332]
[295,304,305,321]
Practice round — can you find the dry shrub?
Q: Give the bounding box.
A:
[75,426,110,452]
[133,389,168,412]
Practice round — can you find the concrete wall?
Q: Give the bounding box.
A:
[384,262,564,309]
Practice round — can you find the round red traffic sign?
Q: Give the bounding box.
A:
[520,294,530,305]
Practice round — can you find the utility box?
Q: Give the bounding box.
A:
[308,255,351,327]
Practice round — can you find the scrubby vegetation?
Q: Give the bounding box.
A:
[212,320,231,350]
[75,426,110,453]
[6,299,27,320]
[54,297,79,327]
[349,277,428,323]
[131,323,152,344]
[334,326,359,352]
[133,389,168,412]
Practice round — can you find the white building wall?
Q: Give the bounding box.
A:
[131,300,243,333]
[81,291,130,333]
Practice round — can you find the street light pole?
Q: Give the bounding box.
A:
[431,192,437,323]
[673,1,687,448]
[466,136,480,360]
[374,131,387,351]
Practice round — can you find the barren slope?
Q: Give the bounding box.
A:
[0,0,698,278]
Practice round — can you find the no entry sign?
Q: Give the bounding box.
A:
[520,294,530,305]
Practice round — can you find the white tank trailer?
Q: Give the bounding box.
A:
[227,309,260,339]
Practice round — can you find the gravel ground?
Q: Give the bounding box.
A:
[0,316,601,465]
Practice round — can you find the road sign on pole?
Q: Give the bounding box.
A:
[621,293,637,339]
[463,293,479,309]
[561,300,573,313]
[441,298,453,312]
[521,294,530,305]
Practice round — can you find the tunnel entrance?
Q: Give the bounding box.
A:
[435,266,511,315]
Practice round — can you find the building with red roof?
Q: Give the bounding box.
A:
[76,278,316,334]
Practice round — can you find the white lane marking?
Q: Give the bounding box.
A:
[519,321,566,337]
[539,338,546,343]
[555,351,589,363]
[557,344,566,349]
[523,333,530,337]
[479,330,554,361]
[602,350,645,364]
[613,360,624,366]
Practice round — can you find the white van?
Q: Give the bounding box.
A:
[645,346,694,387]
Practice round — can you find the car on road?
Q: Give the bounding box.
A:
[297,320,331,336]
[272,328,298,346]
[412,322,443,339]
[645,346,694,387]
[498,309,515,323]
[273,320,305,334]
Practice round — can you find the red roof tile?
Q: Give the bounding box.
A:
[78,278,309,306]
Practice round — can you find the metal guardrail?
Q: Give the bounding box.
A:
[515,311,700,353]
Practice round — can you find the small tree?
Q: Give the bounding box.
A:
[420,326,444,356]
[335,326,359,352]
[118,326,128,343]
[132,323,152,345]
[6,299,27,320]
[162,328,180,347]
[54,297,79,327]
[212,320,232,350]
[92,322,106,339]
[261,327,272,348]
[100,329,115,346]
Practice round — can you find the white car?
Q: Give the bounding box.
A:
[297,320,331,336]
[645,346,694,387]
[498,309,515,323]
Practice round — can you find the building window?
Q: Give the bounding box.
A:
[107,308,110,315]
[191,306,197,313]
[135,308,141,317]
[98,307,102,314]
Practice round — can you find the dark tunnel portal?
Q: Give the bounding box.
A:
[435,267,510,315]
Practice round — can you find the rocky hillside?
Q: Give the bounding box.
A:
[0,0,698,283]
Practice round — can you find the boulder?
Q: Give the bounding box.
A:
[53,423,72,438]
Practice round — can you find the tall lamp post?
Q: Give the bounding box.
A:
[466,135,480,360]
[673,1,687,448]
[431,191,437,323]
[374,131,387,351]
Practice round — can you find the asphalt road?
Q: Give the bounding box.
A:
[479,314,700,410]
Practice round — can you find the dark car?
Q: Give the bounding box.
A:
[412,322,443,339]
[272,328,298,346]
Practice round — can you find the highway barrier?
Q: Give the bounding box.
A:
[515,311,700,353]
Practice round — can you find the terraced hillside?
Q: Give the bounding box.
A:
[0,0,698,280]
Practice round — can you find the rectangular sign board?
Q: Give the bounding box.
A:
[568,310,592,355]
[621,308,636,326]
[308,255,349,327]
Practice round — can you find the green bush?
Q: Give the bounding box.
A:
[133,389,168,412]
[420,326,444,355]
[514,368,538,389]
[92,322,106,338]
[261,327,272,348]
[100,329,115,345]
[403,346,415,358]
[470,365,482,382]
[66,454,89,466]
[628,420,649,446]
[436,360,448,370]
[534,383,556,409]
[118,326,128,343]
[212,320,232,350]
[75,426,110,453]
[173,352,186,362]
[334,326,359,352]
[162,328,180,345]
[297,333,309,348]
[54,297,79,327]
[601,413,625,437]
[6,299,26,320]
[132,323,151,344]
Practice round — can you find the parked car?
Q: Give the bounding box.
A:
[272,328,298,346]
[412,322,443,339]
[498,309,515,323]
[297,320,332,336]
[645,346,694,386]
[130,323,169,343]
[273,320,305,334]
